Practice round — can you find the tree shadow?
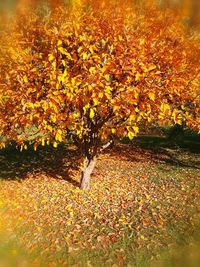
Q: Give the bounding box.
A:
[110,135,200,170]
[0,143,81,187]
[133,135,200,169]
[135,135,200,152]
[0,134,199,186]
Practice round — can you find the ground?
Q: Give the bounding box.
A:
[0,135,200,267]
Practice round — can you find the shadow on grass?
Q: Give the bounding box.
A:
[0,143,80,186]
[136,135,200,152]
[0,133,199,184]
[119,134,200,170]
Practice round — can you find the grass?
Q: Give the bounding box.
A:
[0,134,200,266]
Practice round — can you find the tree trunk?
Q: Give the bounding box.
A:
[80,157,96,190]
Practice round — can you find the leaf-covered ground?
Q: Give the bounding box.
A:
[0,137,200,267]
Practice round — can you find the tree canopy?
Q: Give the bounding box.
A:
[0,0,199,189]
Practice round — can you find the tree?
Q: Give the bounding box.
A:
[0,0,199,189]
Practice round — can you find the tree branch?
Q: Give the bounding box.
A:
[99,139,114,153]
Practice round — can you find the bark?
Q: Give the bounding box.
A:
[79,140,113,190]
[80,156,96,190]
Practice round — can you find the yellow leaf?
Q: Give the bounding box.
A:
[105,86,112,93]
[99,92,104,98]
[101,66,107,74]
[149,92,155,101]
[71,77,76,87]
[57,135,62,142]
[47,125,53,132]
[57,39,62,46]
[51,115,56,123]
[135,107,139,113]
[111,128,116,134]
[148,64,156,71]
[82,52,88,60]
[41,138,45,146]
[89,46,94,54]
[23,75,28,83]
[140,39,145,45]
[78,46,83,53]
[90,108,95,119]
[135,73,141,81]
[93,98,99,105]
[55,129,63,142]
[31,68,37,72]
[89,67,95,74]
[58,47,72,60]
[48,54,54,61]
[62,60,66,66]
[133,126,139,134]
[129,114,135,121]
[176,120,182,125]
[172,109,182,125]
[57,129,62,135]
[53,141,58,148]
[161,103,170,114]
[105,74,110,81]
[128,131,135,140]
[52,61,56,69]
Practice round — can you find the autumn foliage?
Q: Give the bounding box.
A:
[0,0,199,189]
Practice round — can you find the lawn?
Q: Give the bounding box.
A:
[0,135,200,267]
